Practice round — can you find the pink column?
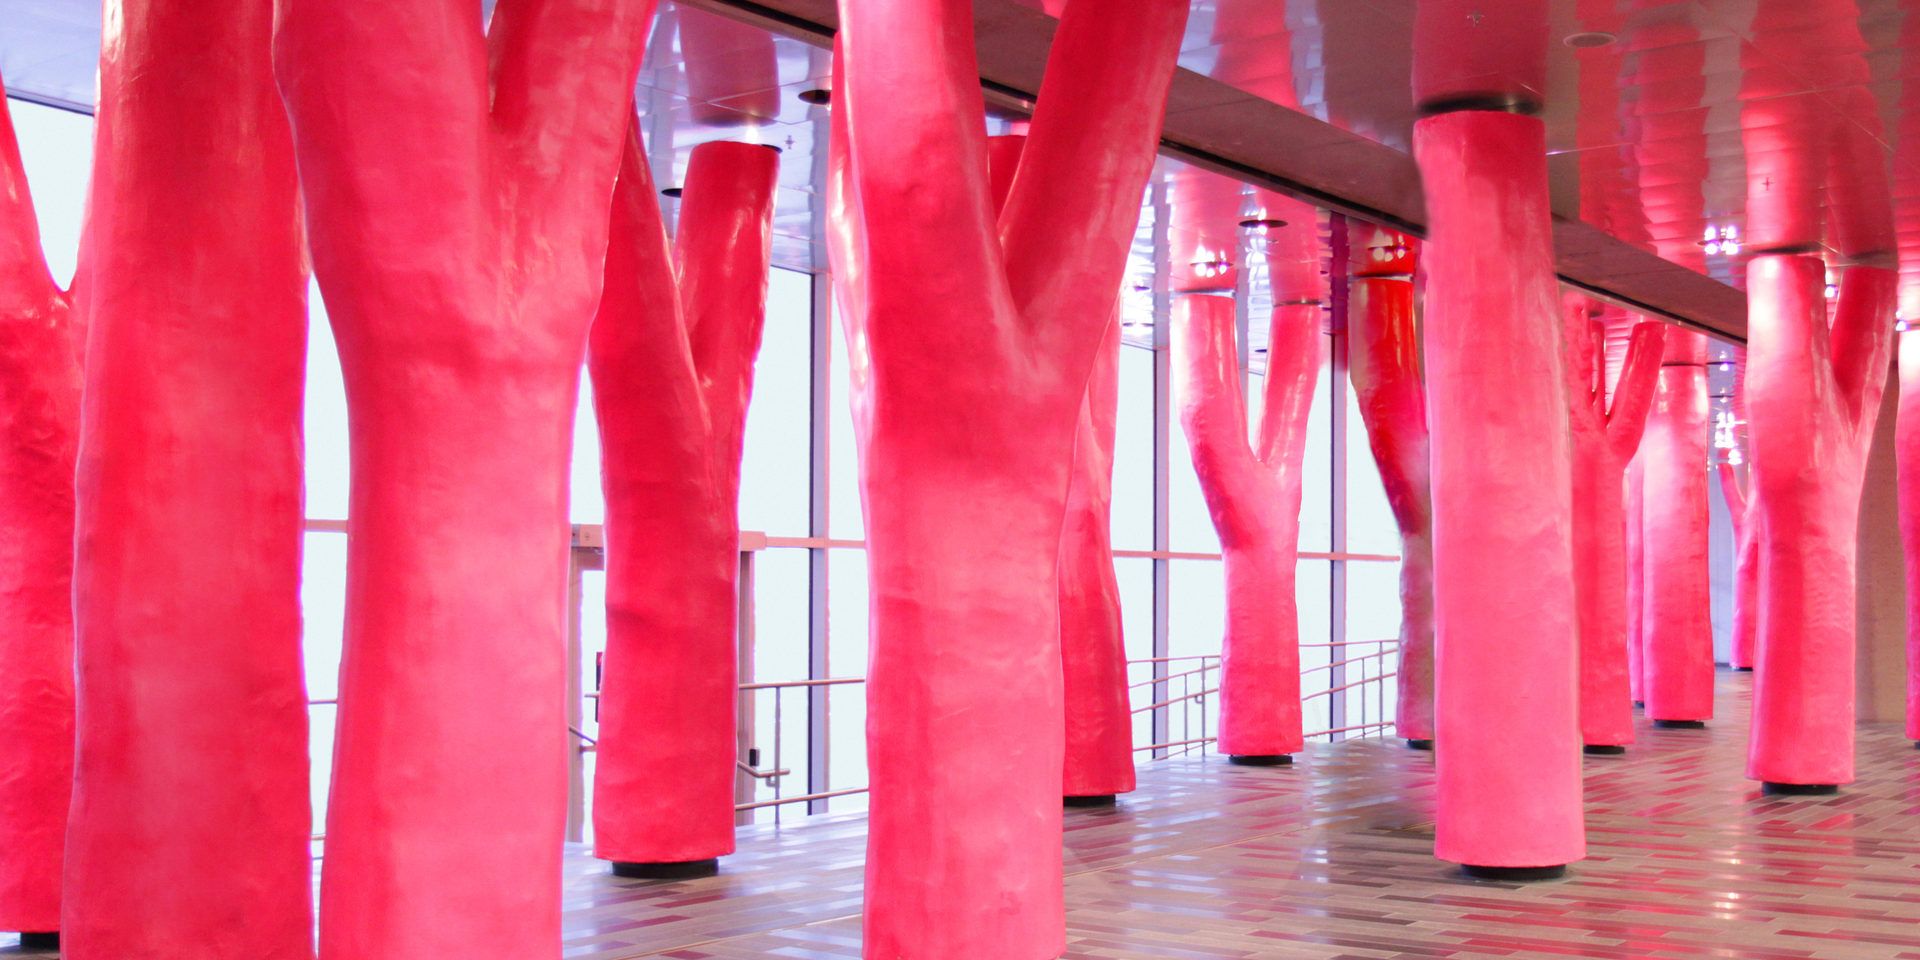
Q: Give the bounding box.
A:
[273,1,653,955]
[1746,258,1895,791]
[829,0,1187,954]
[1900,330,1920,744]
[982,133,1137,803]
[0,78,78,949]
[1640,333,1715,727]
[1718,459,1759,672]
[1343,225,1435,748]
[1060,320,1136,801]
[65,1,312,956]
[1627,458,1646,705]
[1412,104,1584,875]
[1173,295,1322,763]
[589,133,778,876]
[1564,298,1664,752]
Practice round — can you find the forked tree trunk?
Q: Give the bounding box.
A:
[1345,225,1433,747]
[827,0,1187,953]
[0,75,78,946]
[66,2,312,956]
[589,132,778,872]
[1640,334,1715,725]
[1562,298,1663,750]
[273,1,652,954]
[1173,295,1321,761]
[1745,257,1894,788]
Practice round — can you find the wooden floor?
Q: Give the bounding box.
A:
[9,670,1920,958]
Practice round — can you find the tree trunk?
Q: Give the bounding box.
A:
[67,1,311,955]
[590,133,778,869]
[1641,353,1715,723]
[273,0,653,954]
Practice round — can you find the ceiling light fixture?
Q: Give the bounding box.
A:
[798,89,832,105]
[1563,31,1617,48]
[1191,257,1232,280]
[1238,218,1287,236]
[1698,224,1740,256]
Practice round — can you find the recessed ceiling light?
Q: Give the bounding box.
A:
[1239,218,1287,234]
[1563,31,1616,48]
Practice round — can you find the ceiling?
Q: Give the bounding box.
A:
[8,0,1912,371]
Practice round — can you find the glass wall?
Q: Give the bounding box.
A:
[9,95,1412,837]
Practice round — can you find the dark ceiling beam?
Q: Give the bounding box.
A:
[682,0,1748,341]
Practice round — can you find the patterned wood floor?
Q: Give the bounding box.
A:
[7,670,1918,958]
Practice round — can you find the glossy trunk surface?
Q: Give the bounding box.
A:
[67,1,312,954]
[1413,108,1584,870]
[1641,350,1715,723]
[590,135,778,864]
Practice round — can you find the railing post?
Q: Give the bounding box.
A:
[736,548,758,824]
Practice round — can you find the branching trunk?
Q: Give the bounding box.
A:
[0,76,78,941]
[589,129,778,868]
[828,0,1187,953]
[1173,295,1321,759]
[273,0,653,954]
[1563,298,1663,748]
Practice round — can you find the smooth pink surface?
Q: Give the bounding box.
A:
[1745,258,1895,786]
[1414,108,1584,869]
[274,1,652,954]
[1639,337,1715,723]
[590,134,778,864]
[1900,331,1920,740]
[1061,319,1136,798]
[1717,460,1758,672]
[1174,295,1320,758]
[0,76,76,937]
[830,0,1186,954]
[1564,299,1663,747]
[66,2,312,955]
[1343,226,1433,743]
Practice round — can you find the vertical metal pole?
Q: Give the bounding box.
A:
[805,81,835,812]
[564,540,587,842]
[1150,178,1174,759]
[1327,215,1352,740]
[736,550,758,824]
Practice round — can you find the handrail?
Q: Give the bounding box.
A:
[1126,664,1212,690]
[736,760,790,781]
[1307,720,1394,737]
[1133,736,1216,752]
[1131,687,1218,714]
[1300,649,1398,674]
[738,676,864,691]
[1303,672,1398,700]
[736,787,866,812]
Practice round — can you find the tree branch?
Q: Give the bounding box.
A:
[488,0,657,283]
[1173,295,1254,478]
[1828,264,1896,436]
[0,75,62,316]
[678,140,779,463]
[1604,321,1666,461]
[1000,0,1189,367]
[1255,304,1325,468]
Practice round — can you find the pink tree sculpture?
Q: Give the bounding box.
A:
[1174,294,1323,764]
[1562,297,1664,753]
[1640,331,1716,727]
[589,132,779,876]
[272,0,654,954]
[1717,459,1759,672]
[1345,225,1436,749]
[1060,320,1135,802]
[1740,0,1895,791]
[1900,330,1920,745]
[0,76,79,950]
[66,1,313,956]
[825,0,1188,953]
[1411,0,1585,878]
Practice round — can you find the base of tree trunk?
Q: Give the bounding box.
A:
[1227,754,1293,767]
[612,859,720,880]
[16,933,56,950]
[1653,720,1707,730]
[1583,744,1626,755]
[1761,782,1839,796]
[1461,864,1567,882]
[1406,739,1434,751]
[1063,795,1117,808]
